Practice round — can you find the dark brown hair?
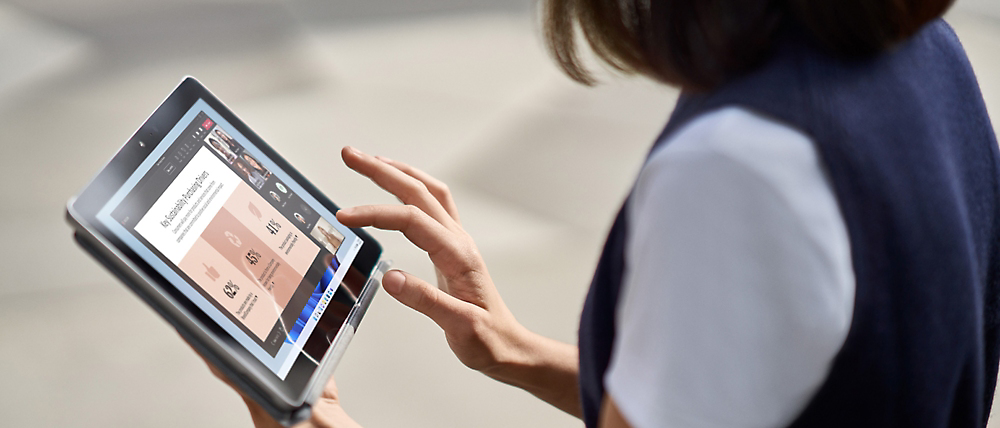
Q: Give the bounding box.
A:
[544,0,955,90]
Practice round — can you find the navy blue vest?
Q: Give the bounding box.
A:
[579,20,1000,427]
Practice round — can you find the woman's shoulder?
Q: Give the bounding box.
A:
[645,106,818,191]
[635,106,842,235]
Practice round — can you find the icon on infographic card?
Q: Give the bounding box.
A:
[204,264,220,281]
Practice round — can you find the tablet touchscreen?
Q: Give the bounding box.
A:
[93,97,367,381]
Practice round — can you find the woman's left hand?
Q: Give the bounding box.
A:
[206,360,361,428]
[243,376,361,428]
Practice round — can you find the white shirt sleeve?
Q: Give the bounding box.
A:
[604,107,856,428]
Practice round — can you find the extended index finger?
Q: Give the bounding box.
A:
[341,146,456,228]
[375,155,461,223]
[337,204,473,272]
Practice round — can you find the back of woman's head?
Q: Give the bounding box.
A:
[544,0,955,90]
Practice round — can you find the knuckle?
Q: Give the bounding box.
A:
[430,181,450,197]
[412,285,438,312]
[466,312,489,336]
[403,204,422,219]
[393,205,417,231]
[451,311,480,339]
[402,178,431,199]
[457,251,478,270]
[456,243,483,268]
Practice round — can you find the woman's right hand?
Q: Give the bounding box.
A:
[335,147,581,417]
[335,146,529,374]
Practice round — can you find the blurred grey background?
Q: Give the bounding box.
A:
[0,0,997,427]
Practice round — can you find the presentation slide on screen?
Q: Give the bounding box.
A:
[96,102,369,377]
[135,146,322,340]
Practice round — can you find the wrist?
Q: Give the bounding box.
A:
[480,321,541,378]
[480,321,582,417]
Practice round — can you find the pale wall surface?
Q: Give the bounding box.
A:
[0,1,997,427]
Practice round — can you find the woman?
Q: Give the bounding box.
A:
[234,0,1000,426]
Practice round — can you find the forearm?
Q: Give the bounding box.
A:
[481,326,582,418]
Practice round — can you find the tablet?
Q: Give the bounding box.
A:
[66,77,386,425]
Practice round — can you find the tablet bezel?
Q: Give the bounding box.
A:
[67,77,382,410]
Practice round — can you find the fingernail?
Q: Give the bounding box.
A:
[346,146,360,155]
[338,207,356,215]
[383,270,405,294]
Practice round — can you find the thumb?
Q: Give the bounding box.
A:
[382,269,468,329]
